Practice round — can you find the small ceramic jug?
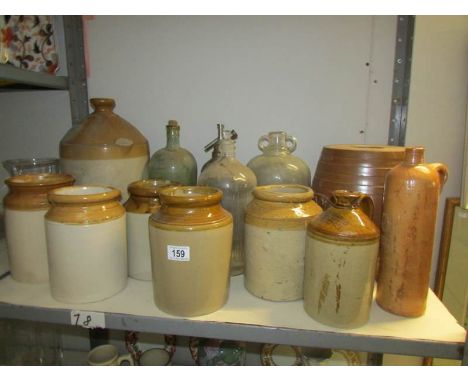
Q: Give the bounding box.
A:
[87,344,134,366]
[124,179,174,281]
[376,146,448,317]
[304,190,380,328]
[3,173,74,283]
[149,186,233,317]
[244,184,322,301]
[45,185,127,303]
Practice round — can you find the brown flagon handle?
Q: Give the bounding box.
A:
[359,194,375,219]
[428,163,449,191]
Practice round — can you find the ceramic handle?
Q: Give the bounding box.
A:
[258,135,270,152]
[286,135,297,153]
[118,353,135,366]
[359,195,374,220]
[428,163,449,191]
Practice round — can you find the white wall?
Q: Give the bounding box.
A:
[405,15,468,286]
[85,16,396,169]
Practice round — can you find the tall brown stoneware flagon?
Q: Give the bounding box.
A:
[304,190,380,328]
[59,98,150,200]
[376,147,448,317]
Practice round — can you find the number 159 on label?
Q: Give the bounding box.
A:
[167,245,190,261]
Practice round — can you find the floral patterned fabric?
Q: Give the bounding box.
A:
[0,15,59,74]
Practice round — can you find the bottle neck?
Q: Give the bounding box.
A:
[404,147,425,165]
[218,140,236,158]
[166,126,180,148]
[266,132,288,153]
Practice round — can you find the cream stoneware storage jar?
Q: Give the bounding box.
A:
[3,173,75,283]
[124,179,174,281]
[45,185,127,303]
[149,186,233,317]
[244,184,322,301]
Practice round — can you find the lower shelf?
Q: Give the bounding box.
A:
[0,272,465,361]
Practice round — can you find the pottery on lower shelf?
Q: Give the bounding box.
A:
[189,337,246,366]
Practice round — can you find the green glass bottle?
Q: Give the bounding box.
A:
[148,120,197,185]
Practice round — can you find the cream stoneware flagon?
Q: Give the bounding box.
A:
[3,173,74,283]
[304,190,380,329]
[149,186,233,317]
[244,184,322,301]
[60,98,150,200]
[45,185,127,303]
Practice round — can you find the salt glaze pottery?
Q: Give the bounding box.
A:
[304,190,380,328]
[312,144,405,226]
[45,185,127,303]
[244,184,322,301]
[59,98,150,200]
[3,173,74,283]
[198,129,256,276]
[247,131,311,186]
[124,179,175,281]
[149,186,233,317]
[376,147,448,317]
[148,120,197,186]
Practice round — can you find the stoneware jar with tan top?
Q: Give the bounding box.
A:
[60,98,150,200]
[376,146,448,317]
[124,179,175,281]
[244,184,322,301]
[149,186,233,317]
[304,190,380,328]
[3,173,75,283]
[45,185,127,303]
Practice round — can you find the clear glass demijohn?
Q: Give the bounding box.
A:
[198,126,257,276]
[247,131,311,186]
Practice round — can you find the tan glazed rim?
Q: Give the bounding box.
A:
[127,179,175,197]
[48,185,121,204]
[5,173,75,188]
[253,184,314,203]
[158,186,223,207]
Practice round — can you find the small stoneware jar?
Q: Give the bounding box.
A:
[3,173,75,283]
[45,185,127,303]
[304,190,379,328]
[149,186,233,317]
[244,184,322,301]
[124,179,175,281]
